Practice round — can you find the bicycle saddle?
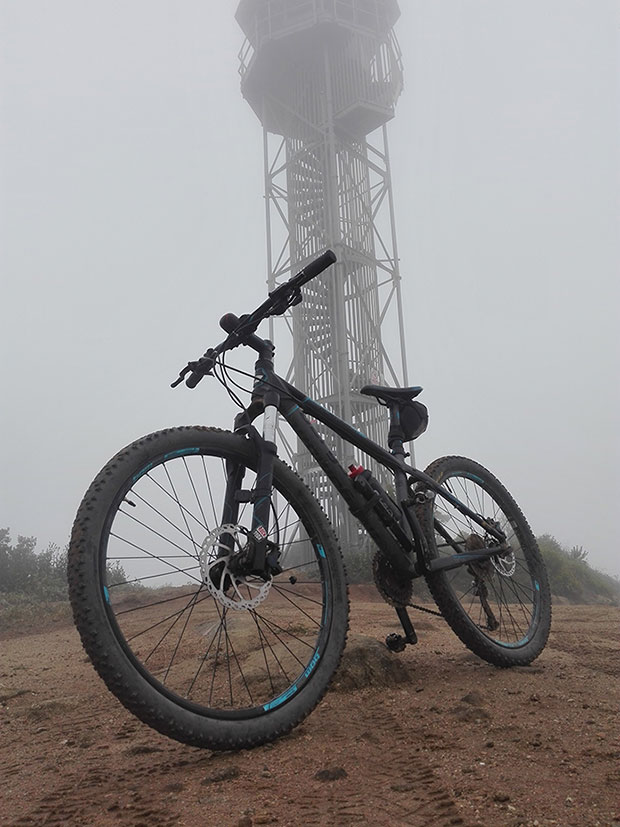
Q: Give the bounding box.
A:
[360,385,423,404]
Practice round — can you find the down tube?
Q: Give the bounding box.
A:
[278,386,504,543]
[279,403,417,577]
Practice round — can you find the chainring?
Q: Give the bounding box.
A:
[372,552,413,608]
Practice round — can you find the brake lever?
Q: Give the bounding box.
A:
[170,348,218,388]
[171,284,302,390]
[170,365,191,388]
[269,286,302,316]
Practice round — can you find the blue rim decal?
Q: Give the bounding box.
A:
[163,448,200,461]
[103,585,110,604]
[132,462,153,483]
[262,541,328,710]
[263,683,298,711]
[462,473,484,485]
[302,649,320,679]
[132,447,201,484]
[262,648,321,711]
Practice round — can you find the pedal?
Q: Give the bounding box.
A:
[385,633,407,653]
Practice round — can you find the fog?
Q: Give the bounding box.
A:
[1,1,619,577]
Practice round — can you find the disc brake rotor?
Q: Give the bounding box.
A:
[466,531,516,578]
[200,525,272,611]
[491,550,516,577]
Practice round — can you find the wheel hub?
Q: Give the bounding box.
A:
[465,530,516,578]
[200,525,272,611]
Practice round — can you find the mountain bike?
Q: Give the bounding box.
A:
[68,250,551,750]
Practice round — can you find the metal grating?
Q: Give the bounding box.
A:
[237,0,409,555]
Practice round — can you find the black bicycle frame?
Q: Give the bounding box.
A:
[224,342,509,580]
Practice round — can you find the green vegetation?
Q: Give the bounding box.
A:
[345,532,619,605]
[0,528,127,601]
[1,528,618,609]
[537,534,619,604]
[0,529,68,601]
[0,529,132,632]
[0,529,70,631]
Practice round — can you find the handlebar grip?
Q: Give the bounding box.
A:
[292,249,337,287]
[185,371,202,389]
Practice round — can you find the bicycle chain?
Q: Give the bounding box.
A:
[408,602,444,618]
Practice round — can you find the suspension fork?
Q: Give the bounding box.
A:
[247,389,279,572]
[220,347,280,573]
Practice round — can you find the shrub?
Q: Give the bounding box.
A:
[0,529,68,601]
[0,529,127,603]
[537,534,619,604]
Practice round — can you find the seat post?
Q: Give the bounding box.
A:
[387,401,406,453]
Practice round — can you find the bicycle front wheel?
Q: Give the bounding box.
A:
[68,426,348,749]
[417,456,551,666]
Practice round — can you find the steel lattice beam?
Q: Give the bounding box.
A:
[237,0,409,554]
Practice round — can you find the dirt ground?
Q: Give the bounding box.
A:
[1,591,619,827]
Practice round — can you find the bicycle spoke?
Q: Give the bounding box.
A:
[127,590,209,643]
[271,584,324,607]
[145,471,208,533]
[183,456,209,530]
[251,611,308,670]
[127,489,202,550]
[430,471,544,646]
[270,585,322,626]
[249,611,282,693]
[201,455,219,527]
[113,513,197,558]
[162,588,205,682]
[115,589,201,616]
[108,564,202,589]
[93,446,336,717]
[186,616,221,699]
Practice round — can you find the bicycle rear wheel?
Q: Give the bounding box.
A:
[68,426,348,749]
[417,456,551,666]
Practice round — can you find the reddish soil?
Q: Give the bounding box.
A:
[1,591,619,826]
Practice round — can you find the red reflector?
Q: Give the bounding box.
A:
[348,464,365,479]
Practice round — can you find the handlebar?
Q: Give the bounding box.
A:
[171,250,337,389]
[288,249,337,288]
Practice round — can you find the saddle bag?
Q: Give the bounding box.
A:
[398,400,429,442]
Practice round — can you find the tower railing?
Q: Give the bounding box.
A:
[236,0,409,563]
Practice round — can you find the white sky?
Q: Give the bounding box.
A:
[1,1,619,577]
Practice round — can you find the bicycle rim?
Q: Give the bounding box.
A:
[431,470,543,647]
[99,446,334,719]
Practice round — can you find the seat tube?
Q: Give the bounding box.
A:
[388,402,412,535]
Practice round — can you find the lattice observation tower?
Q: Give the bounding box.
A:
[236,0,409,552]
